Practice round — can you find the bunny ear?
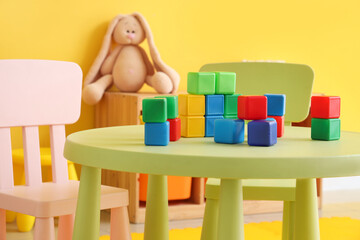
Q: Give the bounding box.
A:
[83,14,125,86]
[132,12,180,93]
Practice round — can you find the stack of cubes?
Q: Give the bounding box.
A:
[179,87,206,138]
[311,96,341,141]
[143,96,181,146]
[215,94,285,146]
[180,72,236,137]
[265,94,286,138]
[143,98,169,146]
[238,96,277,146]
[204,72,237,137]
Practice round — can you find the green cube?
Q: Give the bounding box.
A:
[187,72,215,95]
[142,98,167,123]
[224,94,241,115]
[224,114,238,119]
[311,118,340,141]
[155,95,178,119]
[215,72,236,94]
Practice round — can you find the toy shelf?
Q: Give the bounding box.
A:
[95,91,322,223]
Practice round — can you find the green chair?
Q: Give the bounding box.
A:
[199,62,314,240]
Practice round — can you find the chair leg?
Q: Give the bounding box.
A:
[110,207,131,240]
[200,198,219,240]
[33,217,55,240]
[5,210,16,223]
[0,209,6,240]
[282,201,295,240]
[58,214,74,240]
[16,212,35,232]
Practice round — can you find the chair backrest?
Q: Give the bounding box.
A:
[200,62,314,123]
[0,59,82,190]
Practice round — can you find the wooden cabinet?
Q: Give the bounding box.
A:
[95,92,155,127]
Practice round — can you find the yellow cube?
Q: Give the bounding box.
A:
[179,94,205,116]
[180,115,205,137]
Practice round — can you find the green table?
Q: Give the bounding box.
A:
[64,125,360,240]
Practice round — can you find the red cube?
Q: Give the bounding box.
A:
[238,96,267,120]
[268,115,284,137]
[311,96,340,119]
[168,118,181,141]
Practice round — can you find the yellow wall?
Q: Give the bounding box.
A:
[1,0,359,147]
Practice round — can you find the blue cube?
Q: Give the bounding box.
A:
[214,119,245,144]
[205,115,224,137]
[205,95,224,116]
[248,120,277,146]
[264,94,286,116]
[145,122,170,146]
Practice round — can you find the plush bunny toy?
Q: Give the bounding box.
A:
[82,12,180,105]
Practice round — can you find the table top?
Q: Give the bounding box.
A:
[64,125,360,179]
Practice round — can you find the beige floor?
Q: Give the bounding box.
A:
[5,201,360,239]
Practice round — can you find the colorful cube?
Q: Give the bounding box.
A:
[215,72,236,94]
[264,94,286,116]
[205,95,224,116]
[311,96,341,119]
[179,94,205,116]
[145,122,170,146]
[168,118,181,141]
[155,95,178,119]
[248,120,277,146]
[238,96,267,120]
[180,115,205,137]
[205,115,224,137]
[311,118,341,141]
[214,119,245,144]
[224,94,241,115]
[142,98,167,123]
[268,115,285,137]
[187,72,216,95]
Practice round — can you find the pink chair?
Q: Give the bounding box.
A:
[0,59,131,240]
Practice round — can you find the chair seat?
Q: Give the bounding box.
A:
[205,178,296,201]
[0,180,128,217]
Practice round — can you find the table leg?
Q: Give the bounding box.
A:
[294,178,320,240]
[72,166,101,240]
[144,174,169,240]
[218,179,244,240]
